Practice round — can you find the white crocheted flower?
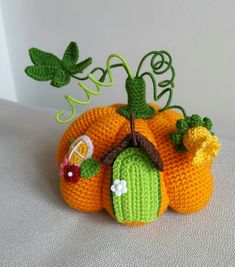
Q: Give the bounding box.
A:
[110,179,128,197]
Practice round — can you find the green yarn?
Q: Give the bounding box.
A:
[185,116,191,125]
[176,143,187,153]
[80,158,100,179]
[25,42,92,88]
[118,77,156,119]
[176,119,189,133]
[69,58,92,74]
[189,114,203,127]
[170,114,214,153]
[68,138,75,145]
[135,50,187,118]
[55,53,133,123]
[170,132,182,144]
[170,132,186,152]
[203,117,213,130]
[62,42,93,74]
[62,41,79,67]
[25,65,56,81]
[51,69,70,87]
[28,47,61,68]
[25,42,188,123]
[111,147,161,223]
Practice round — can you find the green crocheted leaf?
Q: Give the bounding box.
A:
[176,119,189,133]
[185,116,191,125]
[170,132,182,144]
[50,70,70,88]
[80,158,100,179]
[203,117,213,130]
[70,57,92,74]
[62,42,79,67]
[25,66,56,81]
[29,48,61,68]
[189,114,203,127]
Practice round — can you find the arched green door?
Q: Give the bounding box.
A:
[111,147,161,223]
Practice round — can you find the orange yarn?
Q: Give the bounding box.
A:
[147,106,213,214]
[57,104,214,221]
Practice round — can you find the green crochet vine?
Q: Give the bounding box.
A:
[25,41,188,123]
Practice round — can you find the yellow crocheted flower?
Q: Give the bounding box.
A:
[183,126,221,165]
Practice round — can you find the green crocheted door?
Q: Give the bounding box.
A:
[111,147,161,223]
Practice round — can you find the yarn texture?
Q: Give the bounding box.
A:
[57,104,216,222]
[80,158,100,178]
[25,42,221,226]
[111,147,161,223]
[183,126,221,165]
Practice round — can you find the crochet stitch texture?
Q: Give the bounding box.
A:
[25,42,220,226]
[57,104,213,225]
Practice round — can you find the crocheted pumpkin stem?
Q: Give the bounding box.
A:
[118,77,156,119]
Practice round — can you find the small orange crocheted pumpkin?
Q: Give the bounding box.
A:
[25,42,221,226]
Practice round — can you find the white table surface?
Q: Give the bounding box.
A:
[0,99,234,267]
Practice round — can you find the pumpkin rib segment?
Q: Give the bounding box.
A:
[148,104,183,125]
[158,172,169,216]
[59,105,123,213]
[60,107,127,214]
[148,113,214,214]
[60,165,105,212]
[84,111,128,160]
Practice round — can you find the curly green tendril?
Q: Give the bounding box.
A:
[56,54,133,123]
[25,41,188,124]
[136,51,187,117]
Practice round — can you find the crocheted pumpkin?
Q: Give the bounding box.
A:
[25,42,221,226]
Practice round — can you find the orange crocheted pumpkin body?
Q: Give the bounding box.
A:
[24,43,219,226]
[57,104,213,222]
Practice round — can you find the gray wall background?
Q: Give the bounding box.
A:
[1,0,235,140]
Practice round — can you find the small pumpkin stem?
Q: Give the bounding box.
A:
[118,77,156,119]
